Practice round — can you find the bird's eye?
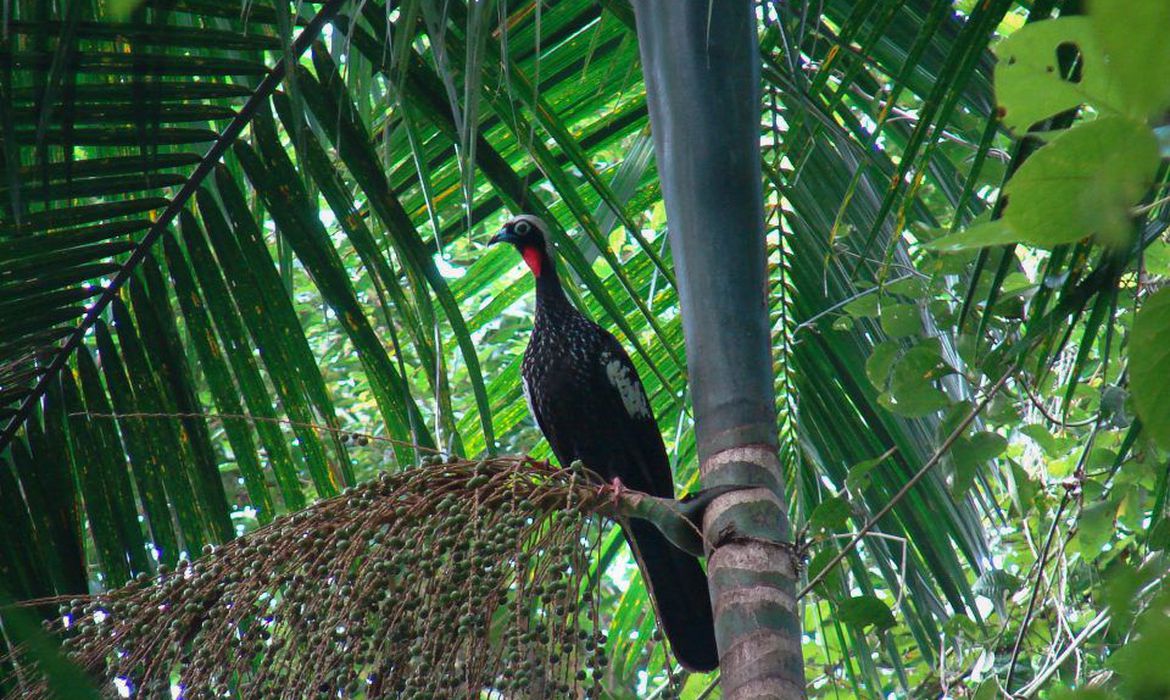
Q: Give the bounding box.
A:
[514,220,531,235]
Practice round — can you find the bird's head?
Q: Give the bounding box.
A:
[489,214,551,277]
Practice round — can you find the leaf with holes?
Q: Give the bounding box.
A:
[994,17,1120,132]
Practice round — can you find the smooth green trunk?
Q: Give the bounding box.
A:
[631,2,805,697]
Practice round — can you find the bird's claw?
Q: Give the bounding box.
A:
[604,477,626,507]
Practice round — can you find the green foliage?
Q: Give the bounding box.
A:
[808,496,852,534]
[1002,116,1158,247]
[1109,592,1170,697]
[993,17,1120,131]
[1129,288,1170,448]
[2,459,615,699]
[3,0,1170,697]
[930,0,1167,251]
[836,595,896,633]
[0,588,101,700]
[950,430,1007,497]
[1087,0,1170,121]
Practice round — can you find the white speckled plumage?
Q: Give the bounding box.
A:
[494,214,718,672]
[602,351,652,419]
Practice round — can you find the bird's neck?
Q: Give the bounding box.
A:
[532,250,571,313]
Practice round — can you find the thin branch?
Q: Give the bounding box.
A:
[1004,490,1071,693]
[791,273,918,338]
[1016,609,1109,698]
[1006,415,1098,691]
[0,0,349,454]
[1017,374,1098,429]
[798,365,1016,599]
[1016,552,1168,698]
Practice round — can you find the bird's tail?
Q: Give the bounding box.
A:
[625,519,719,672]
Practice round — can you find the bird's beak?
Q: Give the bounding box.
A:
[489,228,517,246]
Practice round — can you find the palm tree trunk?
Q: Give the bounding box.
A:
[631,2,805,697]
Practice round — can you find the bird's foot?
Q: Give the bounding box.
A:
[606,477,626,507]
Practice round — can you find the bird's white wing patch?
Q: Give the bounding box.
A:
[521,375,537,421]
[602,352,652,419]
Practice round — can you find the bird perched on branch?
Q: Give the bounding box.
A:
[490,214,718,672]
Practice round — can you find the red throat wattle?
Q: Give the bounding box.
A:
[522,247,543,277]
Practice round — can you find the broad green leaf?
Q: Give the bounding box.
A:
[1088,0,1170,120]
[845,455,885,493]
[883,276,927,298]
[864,341,900,388]
[1144,241,1170,277]
[880,341,950,417]
[836,595,896,632]
[1149,519,1170,551]
[809,496,852,534]
[993,17,1119,132]
[1071,499,1119,558]
[806,547,844,599]
[1019,423,1067,457]
[1130,288,1170,448]
[951,431,1007,497]
[941,614,981,642]
[1003,116,1158,247]
[843,293,880,319]
[923,219,1020,252]
[1108,595,1170,697]
[879,303,922,338]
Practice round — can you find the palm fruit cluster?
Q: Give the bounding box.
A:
[3,456,631,698]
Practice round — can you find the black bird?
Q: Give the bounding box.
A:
[490,214,718,672]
